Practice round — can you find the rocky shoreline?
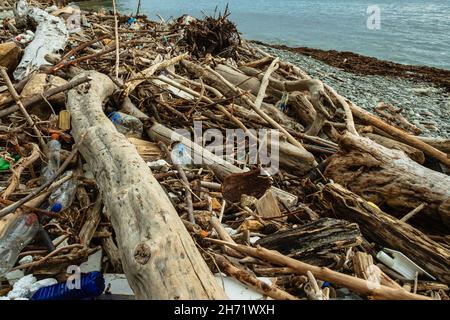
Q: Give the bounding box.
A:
[255,43,450,139]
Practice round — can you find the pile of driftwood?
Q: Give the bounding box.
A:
[0,0,449,300]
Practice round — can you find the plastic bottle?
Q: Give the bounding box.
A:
[0,214,39,277]
[108,111,143,138]
[47,171,77,213]
[30,271,105,300]
[41,134,61,184]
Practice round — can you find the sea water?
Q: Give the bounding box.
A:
[79,0,450,70]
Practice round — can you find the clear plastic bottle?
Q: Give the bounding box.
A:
[0,214,39,277]
[108,111,143,138]
[42,134,61,184]
[47,171,78,213]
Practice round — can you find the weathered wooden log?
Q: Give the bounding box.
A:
[256,218,362,258]
[182,60,303,132]
[319,182,450,284]
[67,70,226,300]
[362,132,425,164]
[13,0,68,80]
[324,133,450,229]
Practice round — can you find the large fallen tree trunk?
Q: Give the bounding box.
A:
[318,183,450,284]
[13,0,68,80]
[67,71,227,300]
[324,133,450,230]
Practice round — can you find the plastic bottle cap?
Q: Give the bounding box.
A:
[51,203,63,213]
[50,133,60,141]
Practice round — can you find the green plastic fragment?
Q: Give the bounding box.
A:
[0,154,20,171]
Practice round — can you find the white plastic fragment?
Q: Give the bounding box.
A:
[214,274,273,300]
[103,274,134,296]
[249,236,261,244]
[376,248,436,281]
[18,255,33,265]
[147,159,170,172]
[224,227,238,236]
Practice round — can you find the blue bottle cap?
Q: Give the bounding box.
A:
[51,203,63,213]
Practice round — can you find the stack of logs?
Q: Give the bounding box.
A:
[0,0,449,300]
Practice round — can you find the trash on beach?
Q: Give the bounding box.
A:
[0,0,449,301]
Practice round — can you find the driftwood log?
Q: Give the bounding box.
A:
[67,70,227,299]
[319,182,450,284]
[324,133,450,230]
[13,0,68,80]
[255,218,362,258]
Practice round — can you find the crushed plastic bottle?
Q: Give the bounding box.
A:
[41,134,61,184]
[0,214,39,277]
[171,142,193,168]
[47,171,78,213]
[108,111,143,138]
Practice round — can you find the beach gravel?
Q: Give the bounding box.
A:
[259,45,450,138]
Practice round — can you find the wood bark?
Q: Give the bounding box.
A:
[324,133,450,230]
[255,218,362,258]
[319,182,450,284]
[67,70,227,300]
[350,103,450,167]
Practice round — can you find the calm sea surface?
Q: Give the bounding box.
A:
[79,0,450,70]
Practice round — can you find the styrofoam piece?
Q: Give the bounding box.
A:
[249,236,261,244]
[224,227,238,236]
[103,274,134,296]
[214,274,273,300]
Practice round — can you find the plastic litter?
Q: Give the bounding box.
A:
[376,248,436,281]
[47,171,78,213]
[31,271,105,300]
[0,214,39,277]
[41,133,61,184]
[109,111,143,138]
[0,153,20,171]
